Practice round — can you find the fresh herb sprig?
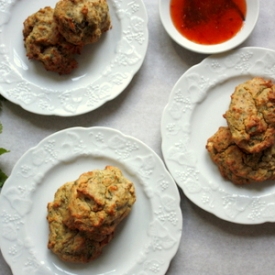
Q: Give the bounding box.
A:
[0,97,9,188]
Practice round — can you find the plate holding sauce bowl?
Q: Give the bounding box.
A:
[159,0,260,54]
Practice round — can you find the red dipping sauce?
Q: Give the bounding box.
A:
[170,0,247,45]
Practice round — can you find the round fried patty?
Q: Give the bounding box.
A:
[23,7,82,74]
[54,0,111,46]
[224,77,275,153]
[47,181,113,263]
[65,166,136,235]
[206,127,275,185]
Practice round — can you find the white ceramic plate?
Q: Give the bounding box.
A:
[0,0,148,116]
[161,47,275,224]
[0,127,182,275]
[159,0,259,54]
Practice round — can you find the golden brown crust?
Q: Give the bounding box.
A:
[47,166,136,262]
[54,0,111,46]
[47,181,113,263]
[65,166,136,235]
[23,7,82,74]
[224,77,275,153]
[206,127,275,185]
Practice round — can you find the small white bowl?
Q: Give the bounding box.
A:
[159,0,260,54]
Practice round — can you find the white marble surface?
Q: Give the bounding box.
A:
[1,0,275,274]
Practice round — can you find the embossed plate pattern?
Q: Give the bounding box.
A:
[0,0,148,116]
[0,127,182,275]
[161,47,275,224]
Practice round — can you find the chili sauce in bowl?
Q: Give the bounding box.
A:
[159,0,259,54]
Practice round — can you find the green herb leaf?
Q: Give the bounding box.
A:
[0,148,9,155]
[0,169,8,188]
[0,98,9,188]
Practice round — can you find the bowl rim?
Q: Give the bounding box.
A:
[159,0,260,54]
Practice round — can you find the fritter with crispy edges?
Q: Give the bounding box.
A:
[224,77,275,153]
[47,166,136,263]
[65,166,136,235]
[54,0,111,46]
[23,7,82,74]
[47,181,113,263]
[206,127,275,185]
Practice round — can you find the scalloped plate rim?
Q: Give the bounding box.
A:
[0,126,182,275]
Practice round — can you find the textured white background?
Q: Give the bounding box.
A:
[1,0,275,274]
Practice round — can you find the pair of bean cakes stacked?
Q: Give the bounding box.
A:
[47,166,136,263]
[206,77,275,185]
[23,0,111,74]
